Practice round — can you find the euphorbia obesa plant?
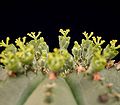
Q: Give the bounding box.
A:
[0,29,120,105]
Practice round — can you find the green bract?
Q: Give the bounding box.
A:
[72,41,81,62]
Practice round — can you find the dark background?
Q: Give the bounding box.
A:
[0,0,120,61]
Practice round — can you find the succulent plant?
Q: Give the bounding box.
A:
[0,29,120,105]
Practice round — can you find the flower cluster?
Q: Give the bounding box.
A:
[72,31,120,73]
[0,29,120,76]
[0,32,49,73]
[27,32,49,68]
[0,37,34,72]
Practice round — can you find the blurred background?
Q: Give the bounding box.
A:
[0,0,120,61]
